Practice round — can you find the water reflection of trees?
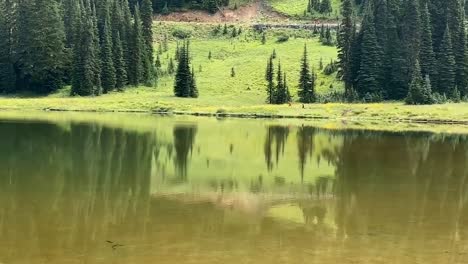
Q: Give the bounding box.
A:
[0,120,467,263]
[334,131,468,244]
[0,121,157,261]
[297,126,316,182]
[173,125,198,181]
[264,126,290,171]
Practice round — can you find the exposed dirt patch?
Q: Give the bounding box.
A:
[155,0,289,23]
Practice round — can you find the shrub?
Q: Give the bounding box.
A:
[323,60,338,75]
[172,28,192,39]
[432,92,447,104]
[276,34,290,43]
[316,91,345,103]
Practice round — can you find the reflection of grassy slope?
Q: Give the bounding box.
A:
[151,118,340,194]
[267,0,342,19]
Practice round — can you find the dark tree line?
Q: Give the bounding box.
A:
[0,0,155,95]
[338,0,468,104]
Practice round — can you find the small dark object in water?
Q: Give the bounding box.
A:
[112,244,125,250]
[106,240,114,244]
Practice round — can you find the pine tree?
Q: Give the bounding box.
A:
[91,2,102,95]
[231,67,236,77]
[15,0,67,93]
[385,11,408,100]
[284,73,291,102]
[168,57,175,74]
[231,27,237,38]
[437,24,456,96]
[110,0,127,89]
[275,61,289,104]
[311,0,320,11]
[128,5,144,85]
[189,66,199,98]
[121,0,133,82]
[141,0,156,84]
[71,0,101,96]
[175,42,180,60]
[0,0,15,93]
[174,41,197,98]
[447,0,467,93]
[113,32,128,90]
[401,0,421,79]
[163,34,169,52]
[275,61,284,104]
[406,60,434,105]
[265,56,275,104]
[356,3,382,100]
[155,53,162,76]
[337,0,354,95]
[175,41,190,97]
[320,0,332,15]
[298,45,315,103]
[419,2,437,84]
[100,13,116,93]
[141,0,154,61]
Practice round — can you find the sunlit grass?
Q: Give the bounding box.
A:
[267,0,342,19]
[0,22,467,129]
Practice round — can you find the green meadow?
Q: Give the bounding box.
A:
[267,0,342,19]
[1,22,467,126]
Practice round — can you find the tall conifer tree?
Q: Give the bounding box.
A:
[0,0,15,93]
[128,4,144,85]
[337,0,354,95]
[298,45,315,103]
[265,56,275,104]
[100,11,116,93]
[356,3,382,99]
[437,24,456,96]
[419,2,437,83]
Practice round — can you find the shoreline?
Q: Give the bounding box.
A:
[1,107,468,135]
[1,102,467,126]
[42,107,468,125]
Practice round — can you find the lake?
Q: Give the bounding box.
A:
[0,112,467,264]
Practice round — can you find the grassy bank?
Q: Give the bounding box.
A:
[1,86,467,125]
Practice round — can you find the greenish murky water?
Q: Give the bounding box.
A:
[0,113,467,264]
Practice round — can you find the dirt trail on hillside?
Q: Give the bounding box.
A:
[156,0,289,23]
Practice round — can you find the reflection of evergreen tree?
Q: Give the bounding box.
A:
[264,128,273,172]
[0,121,158,253]
[297,126,316,182]
[173,125,198,180]
[264,125,290,171]
[333,130,468,240]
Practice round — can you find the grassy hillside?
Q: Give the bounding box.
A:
[267,0,342,19]
[153,22,341,105]
[1,22,467,125]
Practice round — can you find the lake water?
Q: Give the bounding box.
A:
[0,113,467,264]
